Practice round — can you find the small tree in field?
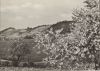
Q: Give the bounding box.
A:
[10,41,31,66]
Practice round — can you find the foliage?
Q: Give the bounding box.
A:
[38,0,100,70]
[10,40,32,66]
[24,35,33,39]
[72,0,100,69]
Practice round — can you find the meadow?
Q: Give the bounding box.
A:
[0,67,66,71]
[0,67,97,71]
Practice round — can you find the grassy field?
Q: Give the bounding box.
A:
[0,67,97,71]
[0,67,65,71]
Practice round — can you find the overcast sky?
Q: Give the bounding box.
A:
[0,0,85,30]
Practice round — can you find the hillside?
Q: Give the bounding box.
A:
[49,21,74,34]
[0,20,74,65]
[0,25,50,40]
[0,21,74,40]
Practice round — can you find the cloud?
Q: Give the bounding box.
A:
[21,2,32,8]
[15,16,24,20]
[59,13,72,20]
[33,4,45,10]
[0,0,85,30]
[0,3,45,12]
[0,6,20,12]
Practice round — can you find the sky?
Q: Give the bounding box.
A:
[0,0,85,30]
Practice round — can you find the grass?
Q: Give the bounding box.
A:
[0,67,66,71]
[0,67,97,71]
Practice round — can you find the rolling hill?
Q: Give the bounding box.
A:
[0,25,50,40]
[0,20,74,63]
